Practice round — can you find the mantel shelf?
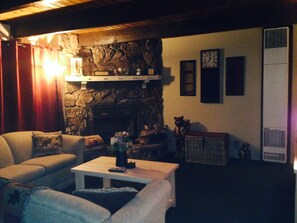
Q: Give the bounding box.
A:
[65,75,162,82]
[65,75,162,90]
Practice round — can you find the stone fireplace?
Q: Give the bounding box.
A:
[64,80,163,139]
[63,38,164,141]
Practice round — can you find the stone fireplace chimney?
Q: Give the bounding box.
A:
[63,38,164,139]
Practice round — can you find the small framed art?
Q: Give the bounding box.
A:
[180,60,196,96]
[226,56,245,96]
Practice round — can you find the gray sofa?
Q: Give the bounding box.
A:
[0,131,172,223]
[0,131,84,190]
[21,179,171,223]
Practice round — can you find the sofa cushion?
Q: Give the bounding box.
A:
[32,132,63,158]
[22,154,76,174]
[72,187,138,214]
[0,164,45,183]
[0,136,15,168]
[2,131,43,164]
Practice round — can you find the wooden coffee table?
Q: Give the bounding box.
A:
[71,156,179,208]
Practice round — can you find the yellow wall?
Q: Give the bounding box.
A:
[21,27,297,161]
[162,28,263,159]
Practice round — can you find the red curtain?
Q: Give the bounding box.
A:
[1,40,21,133]
[0,40,64,134]
[0,41,3,132]
[18,43,35,130]
[32,46,64,132]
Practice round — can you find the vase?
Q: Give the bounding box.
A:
[115,151,128,167]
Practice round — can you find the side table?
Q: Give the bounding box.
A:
[71,156,179,209]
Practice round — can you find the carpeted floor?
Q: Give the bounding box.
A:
[64,155,295,223]
[165,156,295,223]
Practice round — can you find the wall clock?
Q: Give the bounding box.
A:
[200,49,222,103]
[201,49,219,68]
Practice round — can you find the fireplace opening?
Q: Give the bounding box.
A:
[92,104,140,143]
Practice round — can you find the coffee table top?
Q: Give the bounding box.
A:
[71,156,179,184]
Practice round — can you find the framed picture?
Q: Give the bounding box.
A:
[180,60,196,96]
[200,49,221,103]
[70,57,82,76]
[226,56,245,96]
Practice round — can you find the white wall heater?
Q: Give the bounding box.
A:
[262,27,289,163]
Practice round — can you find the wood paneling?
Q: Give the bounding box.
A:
[1,0,297,38]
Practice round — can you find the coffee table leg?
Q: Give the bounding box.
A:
[75,173,85,190]
[167,172,176,208]
[103,178,111,188]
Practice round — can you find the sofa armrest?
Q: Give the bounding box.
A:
[111,179,172,223]
[22,189,111,223]
[62,134,85,164]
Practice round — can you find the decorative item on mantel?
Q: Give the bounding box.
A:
[113,67,128,76]
[136,68,141,76]
[148,68,154,75]
[110,131,133,168]
[70,57,82,76]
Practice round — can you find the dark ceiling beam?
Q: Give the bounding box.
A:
[6,0,296,38]
[79,3,296,45]
[0,1,40,12]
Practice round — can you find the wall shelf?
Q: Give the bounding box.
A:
[65,75,162,90]
[65,75,161,82]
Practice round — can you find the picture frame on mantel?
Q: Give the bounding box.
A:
[226,56,245,96]
[70,57,82,76]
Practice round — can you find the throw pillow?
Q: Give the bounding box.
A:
[72,187,138,214]
[32,132,63,158]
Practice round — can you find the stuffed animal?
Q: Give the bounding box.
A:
[173,116,190,159]
[239,143,251,164]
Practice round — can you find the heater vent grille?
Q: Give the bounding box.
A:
[264,28,287,49]
[263,152,286,162]
[263,128,286,148]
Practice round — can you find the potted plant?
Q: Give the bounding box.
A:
[110,131,132,167]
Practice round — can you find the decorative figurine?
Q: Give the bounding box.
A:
[238,143,251,164]
[136,68,141,75]
[173,116,190,159]
[137,122,164,145]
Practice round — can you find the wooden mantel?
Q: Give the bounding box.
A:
[65,75,161,82]
[65,75,162,90]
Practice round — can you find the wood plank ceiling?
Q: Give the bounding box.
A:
[1,0,297,39]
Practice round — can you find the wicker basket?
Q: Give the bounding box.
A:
[185,132,229,166]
